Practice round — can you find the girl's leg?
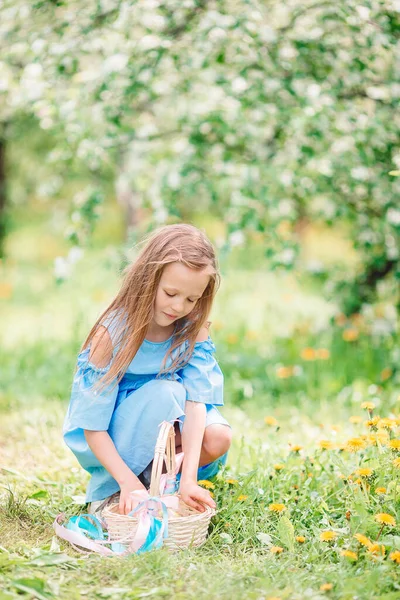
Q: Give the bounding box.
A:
[174,419,232,467]
[200,424,232,466]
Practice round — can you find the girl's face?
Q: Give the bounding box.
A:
[153,262,211,327]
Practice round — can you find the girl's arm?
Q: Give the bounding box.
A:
[179,401,216,512]
[84,328,146,515]
[84,431,146,514]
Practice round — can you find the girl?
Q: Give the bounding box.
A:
[63,223,232,516]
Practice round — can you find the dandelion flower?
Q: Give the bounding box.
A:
[389,550,400,564]
[290,444,303,452]
[349,415,363,424]
[378,417,396,430]
[269,503,286,513]
[375,513,396,527]
[393,458,400,468]
[197,480,215,490]
[264,416,278,426]
[270,546,283,554]
[341,550,358,561]
[319,440,335,450]
[226,333,238,344]
[365,416,380,428]
[276,366,294,379]
[226,478,238,485]
[320,530,338,542]
[343,328,359,342]
[375,487,386,494]
[316,348,330,360]
[301,347,316,361]
[320,583,333,591]
[274,464,285,471]
[361,401,376,411]
[389,439,400,450]
[237,494,248,502]
[345,437,367,452]
[354,467,374,477]
[368,543,386,557]
[296,536,306,543]
[354,533,372,548]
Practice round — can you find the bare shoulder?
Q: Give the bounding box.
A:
[89,326,113,367]
[195,320,212,343]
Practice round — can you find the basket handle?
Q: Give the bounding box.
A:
[149,421,176,497]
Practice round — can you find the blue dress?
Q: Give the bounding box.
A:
[63,320,230,502]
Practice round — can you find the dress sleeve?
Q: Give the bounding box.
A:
[66,347,119,431]
[178,337,224,406]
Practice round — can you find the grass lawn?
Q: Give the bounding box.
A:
[1,230,400,599]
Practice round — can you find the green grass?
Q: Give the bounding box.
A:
[1,220,400,599]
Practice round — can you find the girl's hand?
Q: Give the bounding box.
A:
[179,479,216,512]
[119,477,147,515]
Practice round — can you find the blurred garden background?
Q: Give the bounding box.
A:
[1,1,400,599]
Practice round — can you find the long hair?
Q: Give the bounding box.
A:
[81,223,220,391]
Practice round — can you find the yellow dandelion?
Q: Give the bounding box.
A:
[197,480,215,490]
[226,333,238,344]
[270,546,283,554]
[361,401,376,411]
[320,530,338,542]
[343,328,359,342]
[393,457,400,468]
[389,439,400,450]
[237,494,248,502]
[320,583,333,592]
[341,549,358,561]
[378,418,396,430]
[267,597,282,600]
[368,543,386,557]
[375,487,386,495]
[274,464,285,471]
[349,415,363,424]
[345,437,367,452]
[226,478,238,485]
[365,416,380,428]
[389,550,400,564]
[245,330,258,341]
[375,513,396,527]
[319,440,335,450]
[380,367,393,381]
[370,430,389,446]
[354,467,374,477]
[300,347,316,361]
[296,535,306,543]
[264,416,279,426]
[276,366,294,379]
[290,444,303,452]
[354,533,373,548]
[268,503,286,513]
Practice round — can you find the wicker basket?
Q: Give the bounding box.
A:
[102,421,216,551]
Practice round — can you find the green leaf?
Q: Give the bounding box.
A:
[28,552,77,567]
[28,490,49,500]
[11,578,54,600]
[277,516,295,552]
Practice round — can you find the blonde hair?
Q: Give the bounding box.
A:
[82,223,220,390]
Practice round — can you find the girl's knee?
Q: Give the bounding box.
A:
[203,424,232,460]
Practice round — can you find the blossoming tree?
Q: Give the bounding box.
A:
[1,0,399,312]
